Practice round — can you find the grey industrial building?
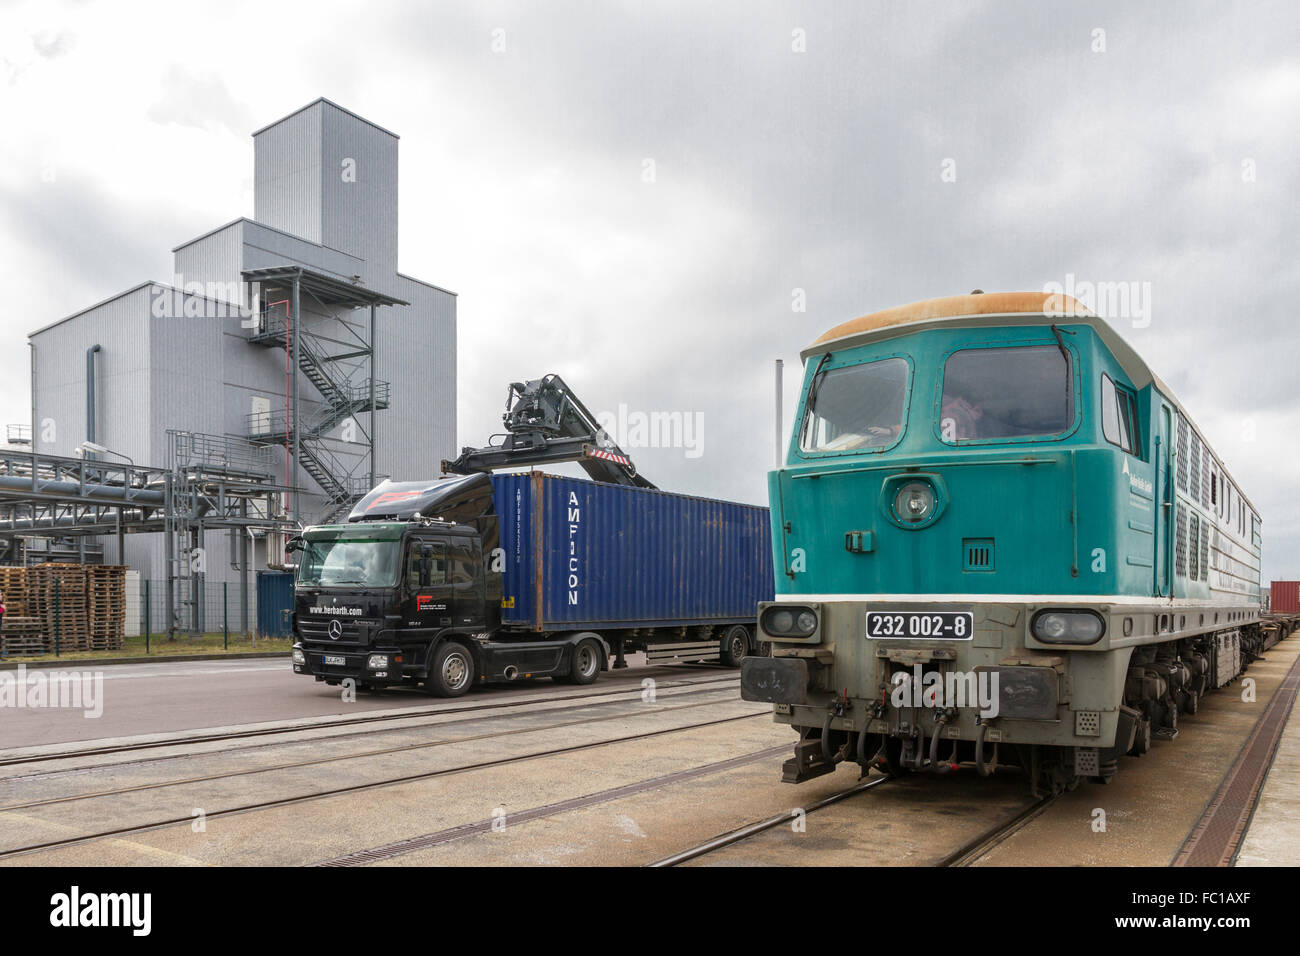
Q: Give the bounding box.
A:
[16,98,456,633]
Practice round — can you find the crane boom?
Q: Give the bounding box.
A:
[441,374,655,489]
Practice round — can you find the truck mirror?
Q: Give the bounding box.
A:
[286,536,303,553]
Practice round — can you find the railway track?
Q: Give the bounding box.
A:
[0,668,739,772]
[935,796,1056,867]
[0,685,747,813]
[646,774,892,867]
[0,709,768,861]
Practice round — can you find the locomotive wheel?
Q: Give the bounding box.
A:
[720,625,750,667]
[1128,717,1152,756]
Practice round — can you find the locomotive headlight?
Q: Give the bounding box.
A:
[1031,609,1105,645]
[893,481,935,524]
[761,605,818,638]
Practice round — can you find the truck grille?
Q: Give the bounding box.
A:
[298,619,366,644]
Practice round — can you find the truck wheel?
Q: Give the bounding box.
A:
[425,642,474,698]
[565,637,602,685]
[720,625,750,667]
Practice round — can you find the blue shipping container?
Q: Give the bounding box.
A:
[492,472,774,631]
[257,570,295,637]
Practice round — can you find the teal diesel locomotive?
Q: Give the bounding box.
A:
[741,292,1263,795]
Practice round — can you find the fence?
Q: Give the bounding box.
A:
[0,565,295,657]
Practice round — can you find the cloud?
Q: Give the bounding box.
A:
[0,0,1297,580]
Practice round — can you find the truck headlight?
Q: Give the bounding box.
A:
[762,606,818,638]
[1031,609,1105,645]
[291,647,305,664]
[367,654,389,670]
[893,481,935,524]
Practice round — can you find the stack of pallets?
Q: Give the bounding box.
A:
[0,566,28,616]
[0,565,46,654]
[86,565,127,650]
[1,616,45,655]
[27,563,89,652]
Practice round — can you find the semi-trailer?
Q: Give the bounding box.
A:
[290,471,773,695]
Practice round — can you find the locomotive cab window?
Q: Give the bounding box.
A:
[938,344,1074,442]
[799,356,910,454]
[1100,374,1140,456]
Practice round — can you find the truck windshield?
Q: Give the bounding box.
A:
[799,357,909,453]
[297,536,401,588]
[939,344,1073,441]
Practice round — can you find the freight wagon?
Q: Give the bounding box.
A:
[290,471,774,695]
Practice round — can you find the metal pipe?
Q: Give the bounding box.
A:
[85,344,101,452]
[370,302,376,489]
[291,276,301,524]
[29,341,37,492]
[774,358,784,467]
[929,714,955,773]
[975,721,999,777]
[0,475,164,503]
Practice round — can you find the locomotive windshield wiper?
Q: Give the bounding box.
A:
[805,352,834,414]
[1049,324,1075,365]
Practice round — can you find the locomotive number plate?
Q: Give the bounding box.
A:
[866,611,973,640]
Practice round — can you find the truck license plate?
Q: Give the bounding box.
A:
[866,611,973,640]
[323,655,346,666]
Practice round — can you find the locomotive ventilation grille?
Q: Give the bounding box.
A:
[963,538,995,571]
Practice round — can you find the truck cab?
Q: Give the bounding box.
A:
[290,518,496,694]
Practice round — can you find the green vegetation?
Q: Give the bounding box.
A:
[1,632,292,664]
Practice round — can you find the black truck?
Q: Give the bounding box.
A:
[290,376,773,696]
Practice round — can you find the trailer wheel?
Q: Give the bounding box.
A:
[564,637,603,685]
[720,625,750,667]
[425,642,474,698]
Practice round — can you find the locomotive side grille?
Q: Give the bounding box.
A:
[1202,446,1213,509]
[1176,414,1189,492]
[1199,521,1210,581]
[1189,433,1202,501]
[1175,504,1188,578]
[1189,513,1201,580]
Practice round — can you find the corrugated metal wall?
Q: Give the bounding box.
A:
[253,104,322,244]
[319,101,399,280]
[30,284,153,461]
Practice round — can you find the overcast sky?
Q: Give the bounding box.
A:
[2,0,1297,582]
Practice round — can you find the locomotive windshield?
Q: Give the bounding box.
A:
[800,357,909,453]
[940,344,1073,441]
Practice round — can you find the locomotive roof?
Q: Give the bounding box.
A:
[803,291,1258,514]
[804,291,1150,383]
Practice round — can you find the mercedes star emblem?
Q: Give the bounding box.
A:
[328,619,343,640]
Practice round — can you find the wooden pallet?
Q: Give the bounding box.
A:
[0,615,46,655]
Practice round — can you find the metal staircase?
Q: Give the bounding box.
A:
[245,305,389,522]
